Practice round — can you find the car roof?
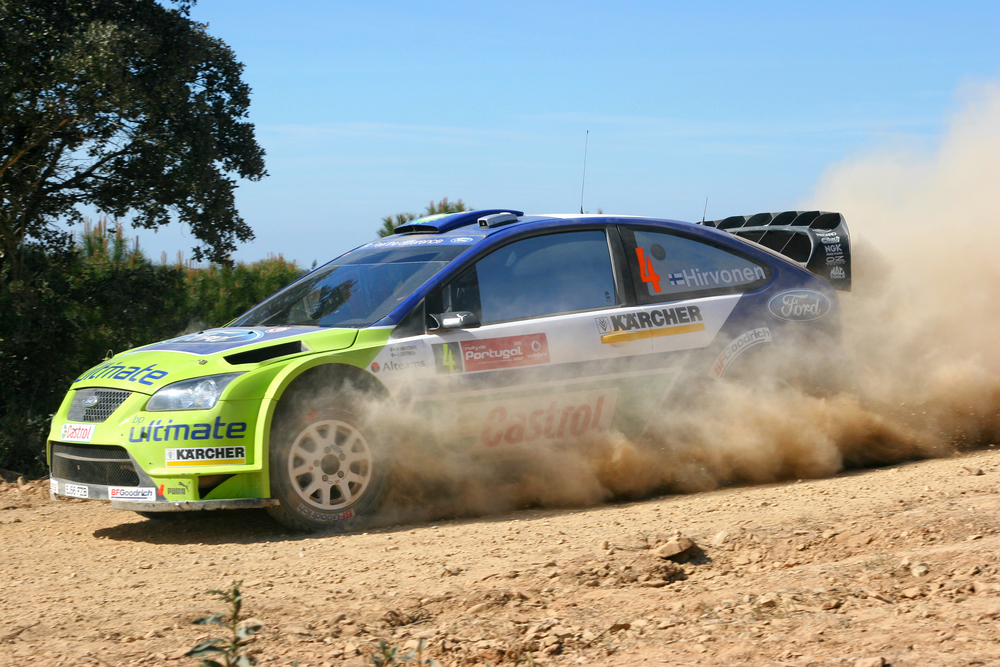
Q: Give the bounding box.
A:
[389,209,697,240]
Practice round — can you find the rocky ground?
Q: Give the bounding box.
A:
[1,449,999,667]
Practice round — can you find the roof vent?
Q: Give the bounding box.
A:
[393,209,523,234]
[478,212,519,228]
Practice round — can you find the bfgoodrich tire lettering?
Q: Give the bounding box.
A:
[266,401,387,532]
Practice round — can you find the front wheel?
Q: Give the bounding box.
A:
[266,402,388,532]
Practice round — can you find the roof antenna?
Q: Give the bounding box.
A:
[579,130,589,214]
[701,196,709,224]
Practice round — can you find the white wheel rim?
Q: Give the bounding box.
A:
[286,419,373,511]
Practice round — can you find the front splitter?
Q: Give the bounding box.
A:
[112,498,278,512]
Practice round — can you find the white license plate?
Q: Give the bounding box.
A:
[64,484,89,499]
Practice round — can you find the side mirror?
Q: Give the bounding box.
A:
[428,311,480,331]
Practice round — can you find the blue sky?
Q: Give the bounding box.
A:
[129,1,999,266]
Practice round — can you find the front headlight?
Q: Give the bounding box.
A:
[146,373,244,411]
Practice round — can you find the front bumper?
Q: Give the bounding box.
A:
[111,498,278,512]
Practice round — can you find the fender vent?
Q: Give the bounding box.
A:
[225,341,305,365]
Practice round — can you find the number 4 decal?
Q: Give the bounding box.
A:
[635,248,661,293]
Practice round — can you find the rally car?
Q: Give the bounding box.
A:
[48,209,851,530]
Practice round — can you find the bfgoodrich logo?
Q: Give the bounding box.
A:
[767,290,831,322]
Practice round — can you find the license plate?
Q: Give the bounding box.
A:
[64,484,89,499]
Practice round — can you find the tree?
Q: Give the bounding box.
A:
[0,0,266,274]
[377,197,469,237]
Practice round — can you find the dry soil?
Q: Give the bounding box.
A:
[1,449,999,667]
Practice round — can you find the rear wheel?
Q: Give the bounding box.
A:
[266,400,388,532]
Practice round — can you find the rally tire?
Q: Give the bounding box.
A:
[266,401,388,532]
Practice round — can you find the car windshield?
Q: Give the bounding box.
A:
[231,242,470,328]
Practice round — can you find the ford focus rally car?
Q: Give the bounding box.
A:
[48,209,851,530]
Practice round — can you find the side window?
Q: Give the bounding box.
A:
[433,230,617,324]
[627,229,769,302]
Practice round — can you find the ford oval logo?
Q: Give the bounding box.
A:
[82,396,100,407]
[767,289,831,322]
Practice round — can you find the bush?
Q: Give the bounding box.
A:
[0,220,303,475]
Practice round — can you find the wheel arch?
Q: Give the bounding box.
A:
[252,357,389,498]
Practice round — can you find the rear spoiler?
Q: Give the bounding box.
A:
[700,211,851,291]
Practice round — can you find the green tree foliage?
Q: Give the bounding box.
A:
[0,221,302,475]
[0,0,266,275]
[377,197,469,237]
[185,253,303,327]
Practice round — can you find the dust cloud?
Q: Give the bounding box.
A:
[366,81,1000,526]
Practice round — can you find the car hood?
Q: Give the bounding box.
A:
[70,327,359,393]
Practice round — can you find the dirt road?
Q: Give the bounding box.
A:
[1,448,999,667]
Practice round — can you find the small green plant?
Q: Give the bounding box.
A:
[186,581,261,667]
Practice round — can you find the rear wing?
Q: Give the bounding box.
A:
[700,211,851,291]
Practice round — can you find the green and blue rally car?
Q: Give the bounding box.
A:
[48,208,851,530]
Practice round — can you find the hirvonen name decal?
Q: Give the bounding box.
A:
[595,306,705,344]
[166,446,247,467]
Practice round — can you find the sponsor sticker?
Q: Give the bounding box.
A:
[460,333,550,373]
[64,483,89,499]
[165,446,247,467]
[820,235,841,244]
[157,481,191,497]
[298,507,355,523]
[597,306,705,344]
[830,266,846,280]
[479,389,618,447]
[128,417,247,443]
[371,359,426,373]
[767,290,832,322]
[264,327,290,333]
[61,423,96,443]
[109,487,156,502]
[710,328,772,378]
[450,237,475,243]
[49,478,57,495]
[74,361,168,385]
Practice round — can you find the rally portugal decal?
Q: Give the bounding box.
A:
[433,334,549,374]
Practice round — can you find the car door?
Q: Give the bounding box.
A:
[405,227,670,455]
[618,224,773,382]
